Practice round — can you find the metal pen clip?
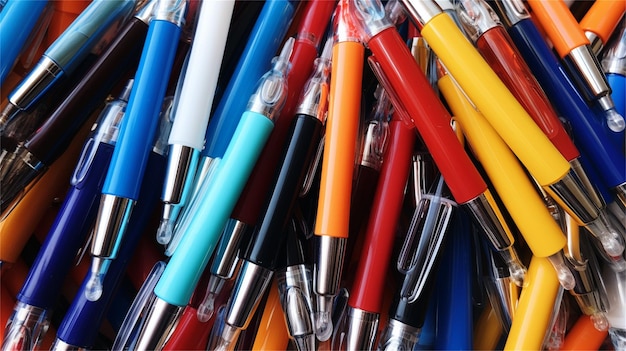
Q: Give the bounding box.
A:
[397,174,457,303]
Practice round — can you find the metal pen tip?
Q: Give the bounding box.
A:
[294,333,317,351]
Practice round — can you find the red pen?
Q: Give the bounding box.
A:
[342,111,415,350]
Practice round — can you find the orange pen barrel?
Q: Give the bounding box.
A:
[579,0,626,50]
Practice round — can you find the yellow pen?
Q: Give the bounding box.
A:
[504,256,561,351]
[400,0,623,260]
[251,281,290,351]
[473,304,503,351]
[437,71,574,288]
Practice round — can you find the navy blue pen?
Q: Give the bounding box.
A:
[86,0,187,302]
[0,82,132,351]
[51,105,169,350]
[491,0,626,209]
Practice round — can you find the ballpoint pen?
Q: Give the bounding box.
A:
[0,0,154,216]
[197,0,334,318]
[253,281,291,351]
[85,0,187,302]
[313,1,364,341]
[341,111,414,351]
[525,0,625,133]
[401,0,625,260]
[163,0,297,256]
[212,38,327,351]
[347,0,528,286]
[489,0,626,212]
[0,0,137,132]
[377,173,457,351]
[454,0,625,265]
[437,67,575,288]
[156,0,234,245]
[602,23,626,119]
[50,106,170,351]
[579,0,625,55]
[560,314,609,351]
[600,264,626,350]
[0,0,51,84]
[0,82,131,351]
[124,38,293,351]
[504,256,562,350]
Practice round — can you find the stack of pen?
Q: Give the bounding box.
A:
[0,0,625,350]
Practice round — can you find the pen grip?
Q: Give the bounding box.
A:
[509,19,626,189]
[103,19,181,199]
[245,114,323,268]
[422,13,570,186]
[367,28,485,204]
[579,0,626,47]
[26,16,148,164]
[18,143,114,308]
[349,118,415,313]
[476,26,580,162]
[525,0,589,58]
[155,111,274,306]
[315,41,363,239]
[438,74,566,258]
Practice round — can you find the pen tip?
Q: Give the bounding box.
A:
[605,108,625,133]
[85,272,104,301]
[314,311,333,341]
[156,218,174,245]
[197,293,216,322]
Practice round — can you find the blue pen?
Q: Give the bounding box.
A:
[602,24,626,124]
[491,0,626,209]
[0,0,136,131]
[50,103,170,350]
[0,82,132,351]
[85,0,187,302]
[122,37,294,351]
[0,0,51,84]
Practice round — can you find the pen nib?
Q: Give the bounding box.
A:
[605,108,625,132]
[314,294,335,341]
[156,218,174,245]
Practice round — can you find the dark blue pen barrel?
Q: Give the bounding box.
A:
[55,152,165,348]
[244,114,323,269]
[18,143,114,308]
[508,20,626,191]
[607,73,625,117]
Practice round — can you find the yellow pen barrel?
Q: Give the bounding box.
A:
[422,13,569,187]
[505,256,561,351]
[439,74,566,257]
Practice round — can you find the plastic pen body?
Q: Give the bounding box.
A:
[579,0,626,54]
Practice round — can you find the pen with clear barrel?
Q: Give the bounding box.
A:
[0,0,137,132]
[600,264,626,350]
[0,0,155,217]
[489,0,626,213]
[85,0,187,302]
[156,0,234,245]
[197,0,334,319]
[50,97,170,351]
[454,0,625,267]
[525,0,625,133]
[341,109,414,351]
[602,23,626,119]
[0,82,131,351]
[578,0,625,55]
[346,0,528,288]
[125,39,293,351]
[212,38,328,351]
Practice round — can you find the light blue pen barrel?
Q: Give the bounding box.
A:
[201,0,295,160]
[103,18,182,199]
[155,111,274,306]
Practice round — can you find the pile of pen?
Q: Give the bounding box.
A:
[0,0,625,350]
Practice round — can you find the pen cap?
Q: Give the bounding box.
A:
[489,0,531,28]
[455,0,502,43]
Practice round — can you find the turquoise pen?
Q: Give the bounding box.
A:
[126,38,294,350]
[85,0,187,302]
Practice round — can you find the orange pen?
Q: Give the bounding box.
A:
[579,0,626,55]
[313,0,363,341]
[526,0,624,132]
[251,282,290,351]
[560,315,609,350]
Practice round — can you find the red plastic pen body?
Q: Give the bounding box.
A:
[367,27,486,204]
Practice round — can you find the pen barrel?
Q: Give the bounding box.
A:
[475,26,580,161]
[103,19,181,199]
[421,13,570,187]
[155,111,274,306]
[525,0,589,58]
[245,114,323,268]
[507,19,626,190]
[18,143,114,308]
[314,41,363,239]
[607,73,625,117]
[367,27,485,204]
[438,73,566,258]
[579,0,626,52]
[349,119,415,312]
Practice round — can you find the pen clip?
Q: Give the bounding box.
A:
[397,175,456,303]
[112,261,167,350]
